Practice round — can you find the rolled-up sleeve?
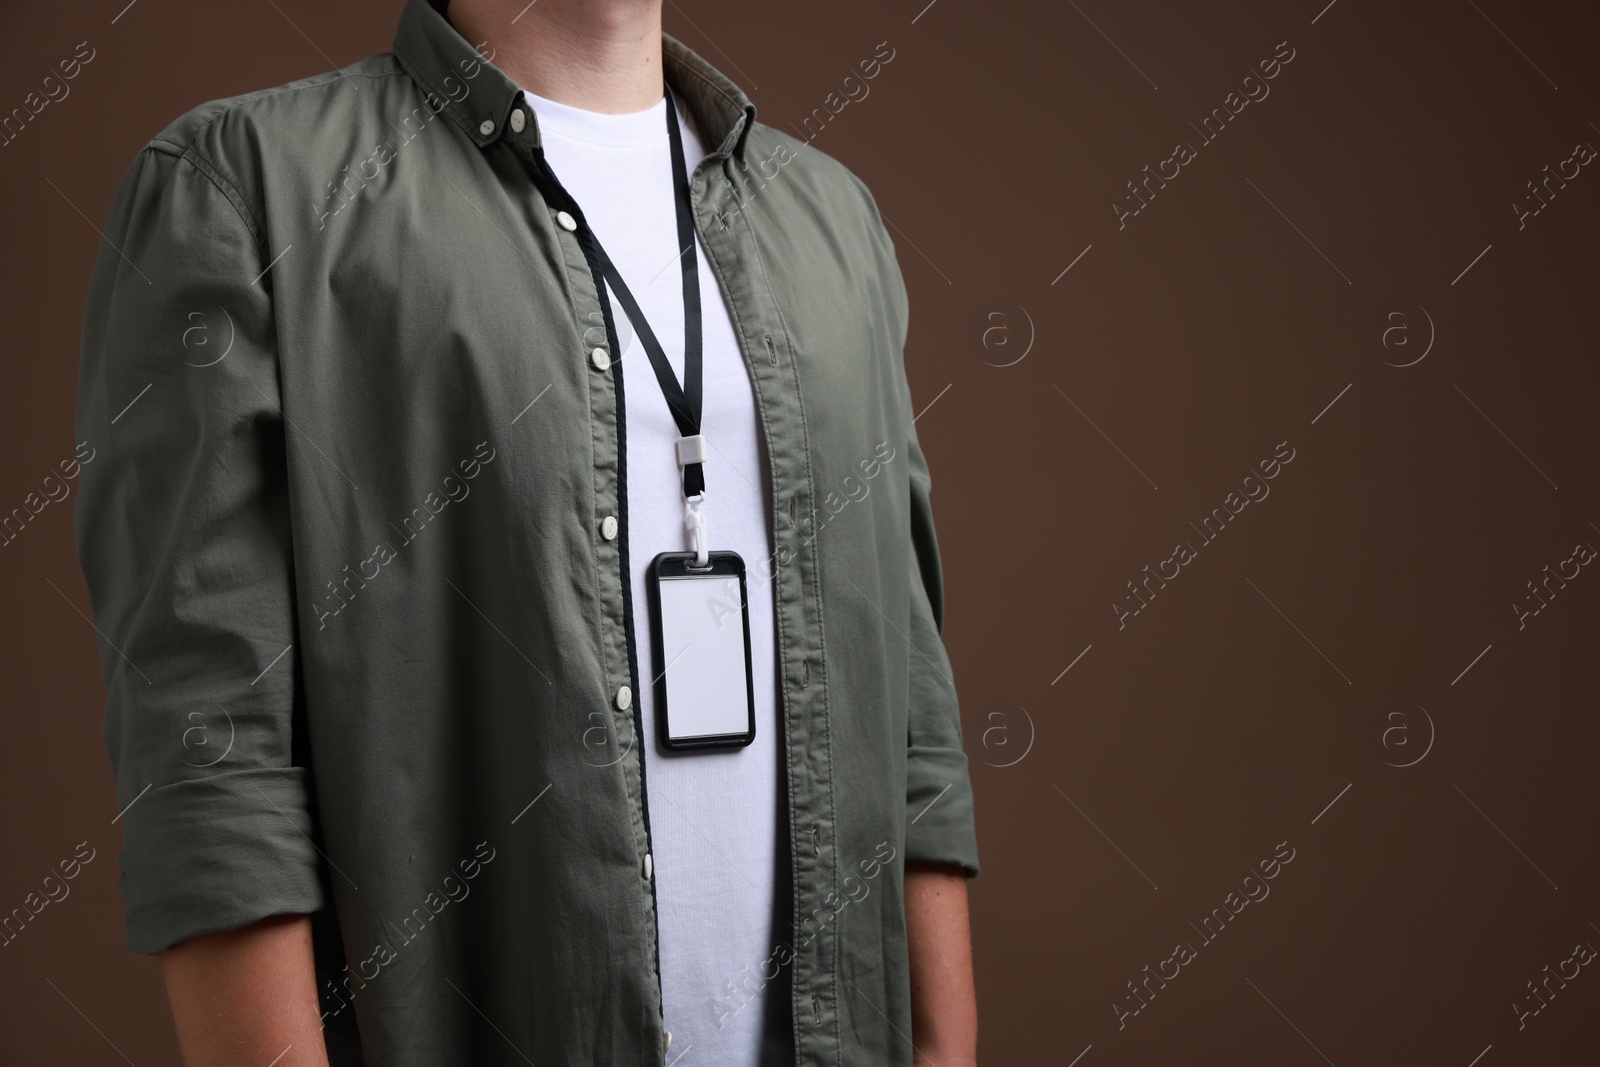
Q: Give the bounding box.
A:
[848,165,981,876]
[73,141,324,955]
[900,423,980,876]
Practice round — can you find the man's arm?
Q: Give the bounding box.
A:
[905,862,978,1066]
[840,163,982,1060]
[161,915,329,1067]
[75,136,326,1049]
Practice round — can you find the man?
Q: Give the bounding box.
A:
[73,0,979,1063]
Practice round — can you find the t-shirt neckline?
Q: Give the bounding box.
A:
[520,87,671,148]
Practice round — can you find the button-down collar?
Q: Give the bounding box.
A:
[391,0,757,160]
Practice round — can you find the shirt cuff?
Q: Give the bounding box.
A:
[118,766,326,955]
[904,745,980,876]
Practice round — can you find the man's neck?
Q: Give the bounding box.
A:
[446,0,664,114]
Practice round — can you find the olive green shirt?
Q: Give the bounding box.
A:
[72,0,978,1063]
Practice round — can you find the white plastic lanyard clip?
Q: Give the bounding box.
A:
[677,433,711,568]
[685,496,709,568]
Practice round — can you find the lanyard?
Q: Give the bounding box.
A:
[531,85,706,503]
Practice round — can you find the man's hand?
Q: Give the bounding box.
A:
[160,913,330,1067]
[905,861,978,1066]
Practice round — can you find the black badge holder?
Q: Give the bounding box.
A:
[646,550,757,750]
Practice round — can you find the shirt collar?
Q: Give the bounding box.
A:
[391,0,757,160]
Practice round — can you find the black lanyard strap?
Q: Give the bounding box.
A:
[538,84,706,499]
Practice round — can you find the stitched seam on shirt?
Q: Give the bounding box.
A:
[695,190,806,1053]
[158,65,406,158]
[144,66,411,253]
[532,196,619,746]
[513,168,622,768]
[556,178,666,1026]
[730,180,842,1065]
[162,148,268,254]
[584,368,612,735]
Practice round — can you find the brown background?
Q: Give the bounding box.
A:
[2,0,1597,1063]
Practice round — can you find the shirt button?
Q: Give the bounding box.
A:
[643,853,653,880]
[556,210,578,232]
[600,515,618,540]
[663,1030,671,1053]
[616,685,633,710]
[509,108,527,133]
[478,119,495,136]
[590,347,611,371]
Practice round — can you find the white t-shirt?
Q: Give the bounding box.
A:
[521,87,785,1064]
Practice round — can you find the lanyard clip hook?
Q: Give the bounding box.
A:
[685,495,709,568]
